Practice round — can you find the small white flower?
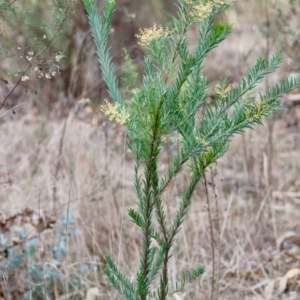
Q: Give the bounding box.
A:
[21,76,29,82]
[55,55,62,62]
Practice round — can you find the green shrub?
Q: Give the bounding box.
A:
[87,0,300,299]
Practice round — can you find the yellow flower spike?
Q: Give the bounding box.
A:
[195,136,209,146]
[100,99,129,125]
[136,24,170,48]
[215,84,232,99]
[186,0,237,20]
[189,3,213,19]
[178,103,185,111]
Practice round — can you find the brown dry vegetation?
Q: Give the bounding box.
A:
[1,0,300,299]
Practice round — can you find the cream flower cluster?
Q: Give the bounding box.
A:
[100,99,130,125]
[136,24,170,48]
[186,0,236,20]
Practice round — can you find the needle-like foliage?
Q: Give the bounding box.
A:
[82,0,300,299]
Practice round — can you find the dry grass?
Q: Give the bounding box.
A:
[1,103,300,299]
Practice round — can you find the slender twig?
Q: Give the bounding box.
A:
[264,0,273,190]
[52,117,68,214]
[0,103,25,118]
[0,69,28,110]
[38,192,48,300]
[117,132,127,267]
[210,166,220,300]
[64,185,72,300]
[204,174,215,300]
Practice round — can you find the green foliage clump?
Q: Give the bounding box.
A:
[82,0,300,299]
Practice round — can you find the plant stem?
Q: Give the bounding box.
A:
[141,99,164,300]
